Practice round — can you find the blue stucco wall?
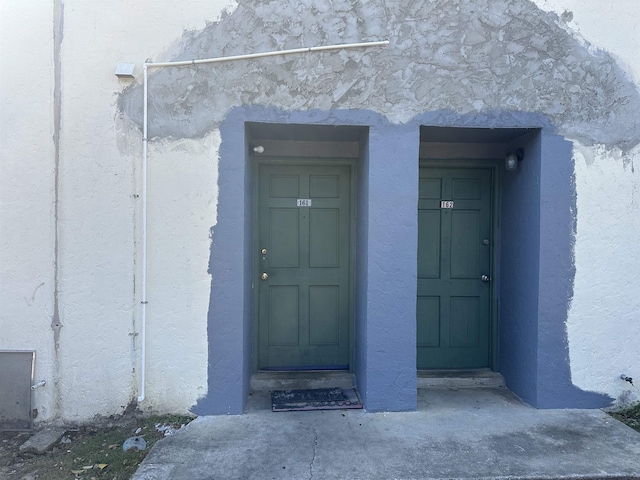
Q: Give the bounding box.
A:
[361,124,418,412]
[535,134,611,408]
[499,129,611,408]
[243,125,254,410]
[193,111,249,415]
[193,106,611,415]
[196,107,420,413]
[499,131,542,406]
[354,131,370,407]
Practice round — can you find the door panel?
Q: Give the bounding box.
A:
[417,210,441,278]
[270,175,300,197]
[417,296,440,347]
[258,163,351,370]
[449,296,480,347]
[309,286,339,345]
[417,167,492,369]
[269,286,299,346]
[270,209,299,267]
[450,210,480,278]
[310,175,340,197]
[309,209,339,267]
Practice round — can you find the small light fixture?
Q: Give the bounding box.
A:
[115,62,136,79]
[505,148,524,171]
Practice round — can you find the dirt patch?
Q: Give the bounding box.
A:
[610,403,640,433]
[0,414,193,480]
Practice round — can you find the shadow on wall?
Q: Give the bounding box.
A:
[499,129,612,408]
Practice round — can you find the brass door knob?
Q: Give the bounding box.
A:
[261,273,269,281]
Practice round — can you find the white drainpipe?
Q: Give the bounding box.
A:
[137,39,389,404]
[139,63,149,404]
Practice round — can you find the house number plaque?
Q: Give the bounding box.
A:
[297,199,312,207]
[440,201,454,209]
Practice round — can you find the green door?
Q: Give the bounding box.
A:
[257,163,351,370]
[417,167,492,369]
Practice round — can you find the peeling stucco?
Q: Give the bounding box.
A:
[120,0,640,151]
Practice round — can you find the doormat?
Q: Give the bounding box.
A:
[271,387,363,412]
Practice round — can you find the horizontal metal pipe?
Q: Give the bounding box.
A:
[145,40,390,69]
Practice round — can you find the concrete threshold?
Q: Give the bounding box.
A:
[418,368,506,389]
[250,370,355,392]
[251,369,504,392]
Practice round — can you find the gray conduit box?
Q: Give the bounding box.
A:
[0,351,35,431]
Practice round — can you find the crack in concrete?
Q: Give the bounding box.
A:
[308,426,318,480]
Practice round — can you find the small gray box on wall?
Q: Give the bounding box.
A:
[0,351,34,431]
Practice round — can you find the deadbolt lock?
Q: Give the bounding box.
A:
[481,274,490,282]
[261,248,267,255]
[261,272,269,281]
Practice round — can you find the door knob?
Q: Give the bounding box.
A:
[261,273,269,281]
[481,274,490,282]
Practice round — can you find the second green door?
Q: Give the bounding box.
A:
[417,167,493,369]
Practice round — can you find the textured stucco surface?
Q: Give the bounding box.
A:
[362,124,419,411]
[193,112,249,415]
[1,0,639,421]
[1,0,227,423]
[534,0,640,83]
[531,0,640,407]
[0,0,57,420]
[142,135,218,411]
[568,144,640,407]
[53,0,222,422]
[119,0,640,410]
[499,131,542,406]
[121,0,640,151]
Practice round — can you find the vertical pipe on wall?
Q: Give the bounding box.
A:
[138,64,149,404]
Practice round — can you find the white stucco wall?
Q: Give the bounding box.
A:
[534,0,640,406]
[569,145,640,407]
[54,0,228,421]
[142,134,219,411]
[535,0,640,83]
[1,0,231,423]
[0,0,57,420]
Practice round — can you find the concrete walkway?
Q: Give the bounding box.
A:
[133,388,640,479]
